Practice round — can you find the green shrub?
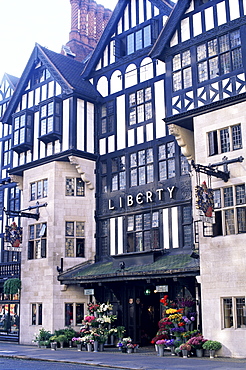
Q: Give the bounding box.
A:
[202,340,222,351]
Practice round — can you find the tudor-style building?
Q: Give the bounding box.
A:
[0,0,200,346]
[58,0,199,345]
[0,73,20,341]
[150,0,246,358]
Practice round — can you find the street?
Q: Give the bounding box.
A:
[1,356,246,370]
[0,358,120,370]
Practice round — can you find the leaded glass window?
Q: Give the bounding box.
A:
[126,212,159,253]
[129,87,152,125]
[130,149,153,187]
[66,178,85,197]
[65,221,85,257]
[197,30,242,83]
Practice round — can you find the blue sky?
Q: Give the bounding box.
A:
[0,0,117,81]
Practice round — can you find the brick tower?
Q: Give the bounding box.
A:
[65,0,112,62]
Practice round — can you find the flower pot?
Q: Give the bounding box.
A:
[209,350,216,358]
[99,342,104,352]
[51,342,57,351]
[196,349,203,358]
[121,347,127,353]
[182,349,188,358]
[87,343,92,352]
[127,348,133,353]
[170,346,175,356]
[158,346,164,357]
[77,343,83,351]
[93,340,99,352]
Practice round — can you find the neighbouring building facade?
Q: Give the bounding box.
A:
[150,0,246,358]
[0,0,245,358]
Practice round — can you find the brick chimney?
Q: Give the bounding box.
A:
[65,0,112,62]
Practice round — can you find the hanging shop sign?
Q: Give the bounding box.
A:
[108,186,176,210]
[4,222,22,252]
[195,181,215,224]
[155,285,168,293]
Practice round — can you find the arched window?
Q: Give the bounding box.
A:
[125,64,137,89]
[96,76,108,97]
[110,70,122,94]
[140,57,153,82]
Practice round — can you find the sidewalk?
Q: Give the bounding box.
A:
[0,342,246,370]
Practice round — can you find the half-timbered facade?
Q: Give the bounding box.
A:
[59,0,199,345]
[0,0,201,346]
[151,0,246,358]
[0,74,21,341]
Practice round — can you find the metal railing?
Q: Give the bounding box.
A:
[0,262,20,279]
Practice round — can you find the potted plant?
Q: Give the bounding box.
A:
[56,334,67,349]
[34,328,52,348]
[165,339,175,355]
[126,342,134,354]
[202,340,222,358]
[72,336,83,351]
[187,335,207,357]
[180,343,191,358]
[156,339,166,356]
[49,336,58,350]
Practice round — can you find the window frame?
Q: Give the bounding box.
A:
[31,303,42,326]
[130,148,154,187]
[126,211,160,253]
[65,177,85,197]
[203,184,246,237]
[158,142,176,181]
[30,179,48,201]
[196,30,242,84]
[12,110,34,153]
[65,302,84,326]
[39,98,62,143]
[28,223,47,260]
[128,86,153,126]
[65,221,85,258]
[208,124,242,156]
[222,297,246,329]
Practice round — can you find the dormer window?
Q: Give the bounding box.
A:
[39,98,62,143]
[12,110,33,153]
[115,21,157,59]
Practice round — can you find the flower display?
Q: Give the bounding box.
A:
[177,296,195,308]
[97,302,113,313]
[87,302,100,314]
[180,343,191,351]
[72,337,83,344]
[165,339,175,347]
[84,315,96,324]
[156,339,166,346]
[187,335,207,349]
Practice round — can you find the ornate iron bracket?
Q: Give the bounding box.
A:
[4,201,48,220]
[191,156,244,182]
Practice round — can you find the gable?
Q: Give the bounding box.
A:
[151,0,245,60]
[82,0,174,78]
